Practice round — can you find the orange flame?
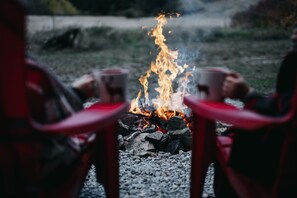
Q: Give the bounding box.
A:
[129,13,191,120]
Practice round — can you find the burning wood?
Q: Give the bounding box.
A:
[118,112,192,156]
[129,13,192,121]
[121,13,194,156]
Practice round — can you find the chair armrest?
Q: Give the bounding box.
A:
[30,102,129,135]
[184,96,290,130]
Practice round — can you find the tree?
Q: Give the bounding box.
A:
[44,0,78,15]
[70,0,113,15]
[70,0,180,16]
[27,0,51,15]
[27,0,79,15]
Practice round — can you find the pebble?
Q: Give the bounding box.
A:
[80,151,214,198]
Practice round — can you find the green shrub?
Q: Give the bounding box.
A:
[27,0,51,15]
[70,0,179,16]
[28,0,79,15]
[44,0,79,15]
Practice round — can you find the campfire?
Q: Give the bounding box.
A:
[119,13,193,156]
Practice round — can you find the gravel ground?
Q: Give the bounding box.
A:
[80,151,215,198]
[79,100,243,198]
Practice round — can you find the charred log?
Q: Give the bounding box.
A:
[42,28,82,50]
[118,113,192,156]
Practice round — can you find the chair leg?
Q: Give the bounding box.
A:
[213,162,238,198]
[104,124,119,198]
[190,115,216,198]
[94,124,119,198]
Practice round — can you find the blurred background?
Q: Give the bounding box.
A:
[26,0,297,28]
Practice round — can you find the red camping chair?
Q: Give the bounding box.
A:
[184,87,297,198]
[0,1,128,197]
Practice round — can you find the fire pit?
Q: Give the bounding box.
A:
[118,112,192,156]
[118,13,194,156]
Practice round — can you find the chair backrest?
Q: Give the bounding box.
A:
[291,77,297,115]
[0,0,28,132]
[274,79,297,197]
[0,1,41,196]
[26,58,84,125]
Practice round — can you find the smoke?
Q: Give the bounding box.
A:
[178,0,205,14]
[176,47,200,94]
